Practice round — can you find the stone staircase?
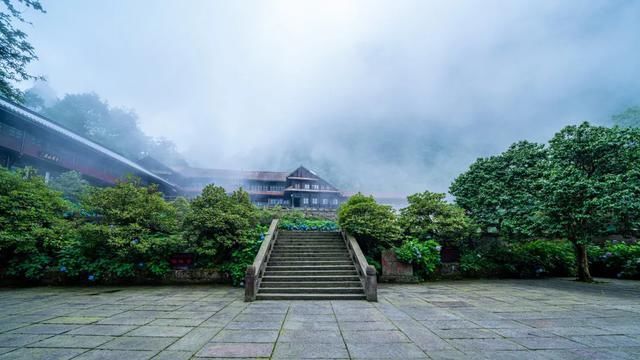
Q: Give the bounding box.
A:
[256,231,366,300]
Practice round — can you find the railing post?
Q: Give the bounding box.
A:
[365,265,378,302]
[244,265,256,302]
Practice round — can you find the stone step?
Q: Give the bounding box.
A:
[262,275,361,282]
[264,270,358,276]
[255,293,366,300]
[259,287,364,294]
[269,257,351,262]
[276,240,344,244]
[268,260,354,266]
[277,237,342,240]
[278,232,340,235]
[275,244,346,248]
[276,239,342,242]
[271,249,349,255]
[259,281,363,288]
[273,246,346,250]
[270,253,351,258]
[278,233,341,236]
[266,265,356,271]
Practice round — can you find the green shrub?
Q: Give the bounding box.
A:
[182,185,258,267]
[48,171,90,204]
[56,177,185,282]
[337,193,401,258]
[399,191,475,246]
[510,240,576,277]
[460,239,575,278]
[0,167,71,280]
[220,224,268,285]
[394,238,441,279]
[589,241,640,279]
[459,251,499,277]
[279,218,338,231]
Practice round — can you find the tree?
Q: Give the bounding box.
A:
[0,167,70,280]
[68,177,183,281]
[337,193,402,257]
[48,171,90,203]
[399,191,475,245]
[83,177,177,233]
[42,93,148,159]
[450,141,547,240]
[612,106,640,128]
[0,0,44,102]
[182,185,258,266]
[540,123,640,282]
[37,90,188,165]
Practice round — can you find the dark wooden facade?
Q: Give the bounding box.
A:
[153,163,346,209]
[0,97,177,194]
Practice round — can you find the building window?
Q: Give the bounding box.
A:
[304,183,310,189]
[322,198,328,205]
[332,199,339,205]
[312,198,318,205]
[303,197,309,205]
[312,184,319,190]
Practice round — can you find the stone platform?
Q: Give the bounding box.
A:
[0,278,639,359]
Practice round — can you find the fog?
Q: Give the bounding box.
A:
[22,0,640,195]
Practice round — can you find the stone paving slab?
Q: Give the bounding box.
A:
[1,279,640,359]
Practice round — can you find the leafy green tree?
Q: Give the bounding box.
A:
[48,171,90,203]
[42,93,148,159]
[35,91,188,166]
[399,191,475,245]
[0,0,44,102]
[63,177,183,281]
[539,123,640,282]
[612,106,640,128]
[0,167,70,280]
[83,177,177,232]
[182,185,259,266]
[450,141,547,240]
[337,193,402,257]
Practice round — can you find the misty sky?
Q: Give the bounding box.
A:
[20,0,640,196]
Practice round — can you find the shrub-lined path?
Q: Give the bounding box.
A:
[0,279,639,359]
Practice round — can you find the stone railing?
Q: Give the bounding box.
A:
[341,232,377,301]
[244,219,279,302]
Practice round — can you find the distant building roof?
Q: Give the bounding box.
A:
[171,166,289,182]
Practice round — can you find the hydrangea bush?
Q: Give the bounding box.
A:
[394,238,442,279]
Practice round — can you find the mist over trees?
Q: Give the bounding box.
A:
[612,106,640,128]
[24,86,188,166]
[0,0,44,102]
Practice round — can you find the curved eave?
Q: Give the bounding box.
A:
[0,97,176,188]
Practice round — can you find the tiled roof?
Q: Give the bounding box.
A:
[172,166,288,182]
[0,97,175,187]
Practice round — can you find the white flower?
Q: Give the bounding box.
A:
[435,246,442,252]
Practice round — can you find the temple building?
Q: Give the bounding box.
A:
[139,158,346,209]
[1,96,345,210]
[0,97,177,195]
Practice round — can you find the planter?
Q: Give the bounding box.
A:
[380,249,418,283]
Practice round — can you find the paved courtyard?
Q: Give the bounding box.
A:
[0,279,639,359]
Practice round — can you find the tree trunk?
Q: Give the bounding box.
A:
[573,242,593,282]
